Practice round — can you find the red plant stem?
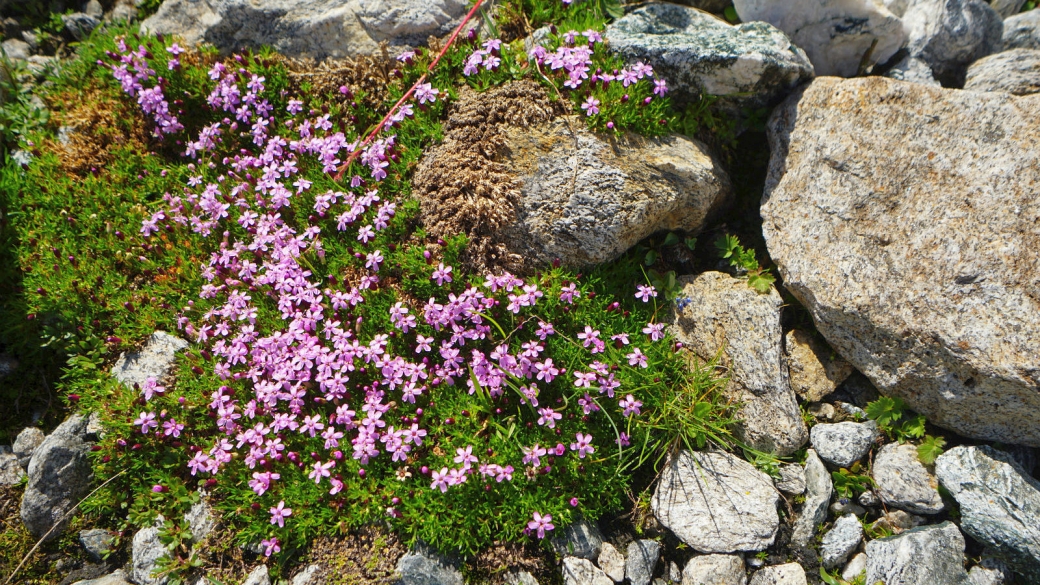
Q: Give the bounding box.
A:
[334,0,487,181]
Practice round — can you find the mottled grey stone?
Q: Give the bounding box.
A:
[791,450,832,547]
[821,514,864,569]
[626,540,661,585]
[597,542,625,582]
[291,565,320,585]
[810,421,877,468]
[747,563,806,585]
[132,526,170,585]
[551,518,604,560]
[873,443,944,515]
[562,557,613,585]
[241,565,271,585]
[1003,9,1040,49]
[13,427,45,468]
[965,48,1040,94]
[829,500,866,517]
[667,272,807,456]
[870,510,926,535]
[79,528,115,562]
[904,0,1004,85]
[989,0,1026,18]
[884,55,942,86]
[652,450,779,553]
[184,498,215,542]
[865,522,971,585]
[20,414,93,541]
[605,3,814,108]
[784,330,853,402]
[505,571,540,585]
[936,446,1040,580]
[111,331,188,390]
[681,554,746,585]
[841,553,867,582]
[857,489,879,507]
[397,545,463,585]
[774,463,805,495]
[63,12,100,41]
[761,76,1040,447]
[1,38,31,60]
[71,570,133,585]
[0,446,23,485]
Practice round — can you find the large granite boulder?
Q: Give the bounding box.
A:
[936,446,1040,580]
[761,76,1040,447]
[20,414,93,541]
[903,0,1004,85]
[667,272,807,455]
[865,522,971,585]
[604,3,814,108]
[732,0,907,76]
[965,48,1040,94]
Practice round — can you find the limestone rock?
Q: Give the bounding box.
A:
[965,48,1040,94]
[241,565,271,585]
[625,540,661,585]
[841,553,867,582]
[873,443,944,515]
[865,522,971,585]
[791,450,832,547]
[132,526,170,585]
[681,554,746,585]
[667,272,807,455]
[551,518,604,560]
[605,4,814,108]
[936,446,1040,580]
[747,563,806,585]
[733,0,907,77]
[784,330,853,402]
[809,421,877,468]
[774,463,805,495]
[884,55,942,86]
[821,514,864,569]
[111,331,188,390]
[20,415,93,541]
[1002,9,1040,49]
[761,76,1040,447]
[651,450,779,553]
[871,510,926,535]
[903,0,1004,85]
[597,542,625,582]
[0,446,23,485]
[13,427,45,468]
[562,557,613,585]
[79,528,115,562]
[989,0,1026,18]
[291,565,321,585]
[505,571,540,585]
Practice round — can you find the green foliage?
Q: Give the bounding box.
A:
[864,396,928,442]
[916,435,946,466]
[714,233,776,293]
[0,53,50,158]
[831,466,873,499]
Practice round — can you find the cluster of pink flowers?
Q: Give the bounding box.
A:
[105,38,184,136]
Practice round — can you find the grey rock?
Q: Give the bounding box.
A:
[808,402,837,422]
[791,450,832,547]
[809,421,877,468]
[828,500,866,517]
[965,48,1040,94]
[989,0,1026,18]
[652,449,779,553]
[185,498,215,542]
[784,330,853,402]
[291,565,321,585]
[830,372,880,408]
[865,522,971,585]
[1003,8,1040,49]
[79,528,115,562]
[71,570,133,585]
[20,414,93,541]
[605,4,814,108]
[11,149,33,167]
[760,76,1040,447]
[997,444,1036,475]
[857,489,880,507]
[62,13,100,41]
[747,563,806,585]
[904,0,1004,85]
[110,0,138,23]
[870,510,926,535]
[936,445,1040,580]
[821,515,864,570]
[834,402,867,420]
[242,566,271,585]
[0,446,23,485]
[505,571,540,585]
[667,272,807,456]
[1,38,31,61]
[873,443,944,515]
[397,545,463,585]
[884,54,942,86]
[85,0,104,18]
[132,526,170,585]
[625,540,661,585]
[674,0,731,13]
[774,463,806,495]
[111,331,189,390]
[733,0,907,77]
[597,542,625,582]
[968,564,1006,585]
[681,554,746,585]
[85,412,104,442]
[562,557,613,585]
[551,518,604,560]
[141,0,468,59]
[21,30,38,52]
[13,427,46,468]
[841,553,867,582]
[667,561,682,584]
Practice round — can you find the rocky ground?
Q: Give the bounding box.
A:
[2,0,1040,584]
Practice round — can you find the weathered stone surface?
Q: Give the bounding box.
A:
[965,48,1040,94]
[968,564,1007,585]
[904,0,1004,85]
[841,553,867,582]
[733,0,907,77]
[821,514,864,570]
[936,446,1040,580]
[1,38,30,61]
[241,565,271,585]
[62,13,100,41]
[747,563,806,585]
[761,76,1040,447]
[674,0,731,13]
[185,498,215,543]
[681,554,746,585]
[1003,9,1040,49]
[871,509,926,535]
[809,421,877,468]
[597,542,625,582]
[493,118,730,270]
[13,427,45,468]
[774,463,805,495]
[865,522,971,585]
[111,331,188,390]
[505,571,540,585]
[20,415,93,541]
[667,272,806,455]
[552,518,604,560]
[791,450,832,547]
[873,443,944,515]
[142,0,468,59]
[605,4,813,108]
[0,446,23,485]
[132,526,170,585]
[562,557,614,585]
[989,0,1026,18]
[784,330,853,402]
[626,540,661,585]
[884,55,942,86]
[397,545,463,585]
[71,571,133,585]
[652,450,779,553]
[290,565,321,585]
[80,528,115,562]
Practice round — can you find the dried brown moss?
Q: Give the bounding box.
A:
[413,79,565,274]
[50,87,152,176]
[306,526,406,585]
[284,44,397,114]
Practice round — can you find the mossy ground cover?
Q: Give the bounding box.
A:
[0,1,783,582]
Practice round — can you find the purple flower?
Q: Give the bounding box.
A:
[431,467,450,492]
[642,322,665,341]
[570,432,595,458]
[414,82,440,105]
[527,512,554,539]
[653,78,668,96]
[269,501,292,527]
[626,348,649,368]
[261,537,280,557]
[635,284,657,302]
[432,263,453,286]
[581,96,600,116]
[133,411,159,434]
[620,394,643,417]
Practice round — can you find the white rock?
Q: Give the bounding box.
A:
[809,421,877,468]
[884,55,941,86]
[733,0,907,76]
[865,522,971,585]
[242,565,270,585]
[505,571,540,585]
[597,542,625,582]
[0,446,22,485]
[551,518,604,560]
[291,564,321,585]
[873,443,944,515]
[20,415,93,541]
[397,545,463,585]
[903,0,1004,84]
[774,463,805,495]
[562,557,614,585]
[111,331,188,390]
[747,563,806,585]
[791,450,831,547]
[71,571,133,585]
[965,48,1040,95]
[626,540,661,585]
[821,514,864,569]
[132,526,169,585]
[989,0,1025,18]
[652,450,779,553]
[1003,8,1040,49]
[681,554,746,585]
[841,553,867,582]
[1,38,30,60]
[185,498,215,543]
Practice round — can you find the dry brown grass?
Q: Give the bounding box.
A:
[48,86,152,176]
[305,526,406,585]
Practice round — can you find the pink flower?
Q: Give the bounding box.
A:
[269,501,292,527]
[537,407,562,428]
[570,432,595,458]
[432,263,453,286]
[635,284,657,302]
[535,359,559,383]
[642,322,665,341]
[162,418,184,437]
[141,377,165,401]
[261,537,280,557]
[627,348,649,368]
[134,411,159,434]
[522,444,547,467]
[414,82,440,105]
[620,394,643,417]
[454,445,478,468]
[528,512,554,539]
[581,96,600,116]
[431,467,450,492]
[653,78,668,96]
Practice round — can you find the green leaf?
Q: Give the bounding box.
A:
[684,237,697,251]
[600,0,624,20]
[917,435,946,465]
[724,6,740,23]
[746,270,775,294]
[644,250,658,266]
[693,402,713,419]
[662,232,680,247]
[714,234,740,259]
[819,566,841,585]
